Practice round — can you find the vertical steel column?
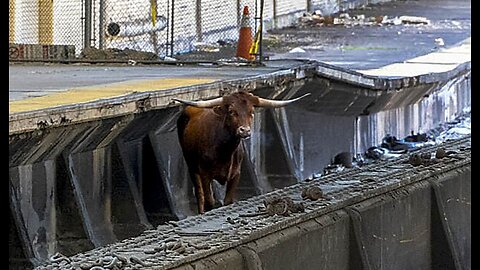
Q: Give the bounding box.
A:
[84,0,92,49]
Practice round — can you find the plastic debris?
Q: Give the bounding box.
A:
[298,13,430,27]
[289,47,307,53]
[193,42,220,52]
[435,37,445,46]
[399,15,430,25]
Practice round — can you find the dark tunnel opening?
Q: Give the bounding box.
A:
[141,136,177,226]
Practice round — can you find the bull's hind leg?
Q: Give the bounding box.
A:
[224,149,243,205]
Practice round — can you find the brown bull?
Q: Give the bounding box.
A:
[174,91,309,214]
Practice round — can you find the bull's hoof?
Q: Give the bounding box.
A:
[213,200,224,208]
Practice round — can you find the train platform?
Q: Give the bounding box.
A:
[9,0,470,118]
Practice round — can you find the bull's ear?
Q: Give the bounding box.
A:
[213,105,224,115]
[249,95,260,106]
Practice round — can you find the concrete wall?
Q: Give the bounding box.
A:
[171,166,470,270]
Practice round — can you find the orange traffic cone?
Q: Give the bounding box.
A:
[236,6,254,60]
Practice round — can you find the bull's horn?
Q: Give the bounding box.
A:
[172,96,223,108]
[256,93,311,108]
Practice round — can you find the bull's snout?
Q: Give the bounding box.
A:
[237,126,251,139]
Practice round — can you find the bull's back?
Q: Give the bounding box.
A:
[177,106,214,162]
[177,106,205,141]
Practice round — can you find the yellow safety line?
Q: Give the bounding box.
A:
[9,77,216,113]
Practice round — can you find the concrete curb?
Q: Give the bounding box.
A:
[315,38,471,90]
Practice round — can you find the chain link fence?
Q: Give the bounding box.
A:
[9,0,364,62]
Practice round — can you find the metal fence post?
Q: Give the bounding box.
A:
[195,0,202,42]
[272,0,277,29]
[98,0,105,50]
[170,0,175,56]
[84,0,93,49]
[259,0,264,63]
[236,0,241,28]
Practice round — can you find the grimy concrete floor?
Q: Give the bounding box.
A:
[9,0,470,113]
[8,64,293,103]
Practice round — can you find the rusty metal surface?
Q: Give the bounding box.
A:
[34,135,471,270]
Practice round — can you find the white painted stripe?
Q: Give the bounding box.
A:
[356,38,471,77]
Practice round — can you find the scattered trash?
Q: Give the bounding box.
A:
[435,147,447,159]
[217,39,235,46]
[289,47,307,53]
[264,195,305,216]
[163,56,177,61]
[323,164,345,175]
[193,42,220,52]
[408,153,424,166]
[398,15,430,25]
[365,146,386,160]
[404,131,429,143]
[320,111,470,175]
[435,37,445,46]
[433,113,471,143]
[333,152,353,168]
[80,47,158,60]
[408,152,437,167]
[383,16,403,25]
[298,12,430,28]
[381,135,409,151]
[217,57,251,66]
[301,187,324,201]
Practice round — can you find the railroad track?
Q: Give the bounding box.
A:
[35,135,471,270]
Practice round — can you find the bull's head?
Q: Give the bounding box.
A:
[173,91,310,139]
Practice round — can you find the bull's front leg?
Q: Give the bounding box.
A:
[202,178,216,212]
[193,174,205,214]
[224,173,240,205]
[224,149,243,205]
